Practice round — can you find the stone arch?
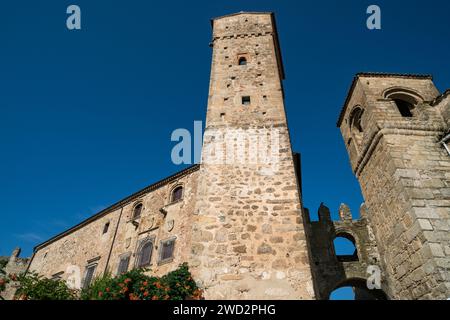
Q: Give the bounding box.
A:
[349,106,364,133]
[328,277,388,300]
[383,87,424,117]
[332,231,359,262]
[131,201,143,220]
[169,183,184,203]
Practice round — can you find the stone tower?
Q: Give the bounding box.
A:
[338,73,450,299]
[189,12,315,299]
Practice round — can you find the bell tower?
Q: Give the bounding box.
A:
[189,12,315,299]
[338,73,450,299]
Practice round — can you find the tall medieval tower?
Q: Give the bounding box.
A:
[338,73,450,299]
[189,12,315,299]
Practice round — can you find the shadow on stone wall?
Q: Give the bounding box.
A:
[303,203,388,300]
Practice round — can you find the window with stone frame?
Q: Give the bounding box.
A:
[117,254,131,274]
[83,263,97,289]
[238,56,247,65]
[132,203,143,219]
[136,239,153,268]
[158,237,176,265]
[171,186,183,203]
[384,90,420,118]
[242,96,251,106]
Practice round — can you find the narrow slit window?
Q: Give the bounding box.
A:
[103,222,110,234]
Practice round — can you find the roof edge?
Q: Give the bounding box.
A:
[210,11,274,25]
[33,164,200,252]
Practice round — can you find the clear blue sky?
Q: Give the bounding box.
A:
[1,0,449,299]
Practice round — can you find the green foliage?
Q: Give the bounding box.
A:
[14,272,77,300]
[0,277,8,299]
[0,259,7,275]
[161,263,200,300]
[81,263,203,300]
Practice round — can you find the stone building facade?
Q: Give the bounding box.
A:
[16,12,449,300]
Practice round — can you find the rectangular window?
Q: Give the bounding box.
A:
[159,237,176,265]
[117,255,130,274]
[242,96,251,106]
[83,264,97,289]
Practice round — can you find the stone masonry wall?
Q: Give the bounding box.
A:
[305,204,384,300]
[339,74,450,299]
[188,13,315,299]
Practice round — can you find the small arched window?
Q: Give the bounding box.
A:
[136,240,153,268]
[171,186,183,203]
[238,57,247,66]
[132,203,143,219]
[349,107,364,132]
[393,98,414,117]
[384,89,421,118]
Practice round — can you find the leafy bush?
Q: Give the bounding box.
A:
[0,276,9,299]
[81,263,203,300]
[14,272,77,300]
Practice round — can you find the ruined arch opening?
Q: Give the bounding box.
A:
[333,232,358,262]
[329,278,387,300]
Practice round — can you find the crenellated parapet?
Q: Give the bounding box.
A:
[303,203,386,299]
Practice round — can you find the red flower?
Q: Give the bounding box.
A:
[129,293,140,300]
[143,281,148,286]
[98,291,103,297]
[106,287,110,292]
[143,291,149,297]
